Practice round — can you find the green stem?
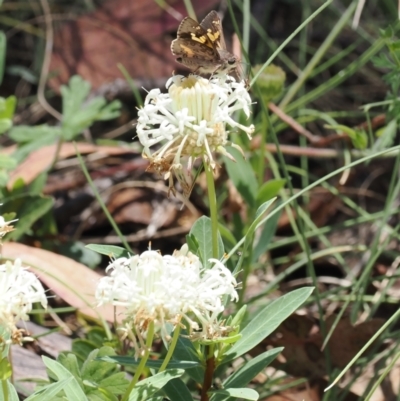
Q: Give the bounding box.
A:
[1,379,8,401]
[122,322,155,401]
[204,160,218,259]
[159,325,181,372]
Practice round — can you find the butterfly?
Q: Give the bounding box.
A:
[171,10,239,75]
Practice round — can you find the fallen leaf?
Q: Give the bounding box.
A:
[49,0,221,90]
[2,242,115,322]
[8,142,138,190]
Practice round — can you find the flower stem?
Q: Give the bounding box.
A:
[122,322,155,401]
[200,345,215,401]
[159,325,181,372]
[204,160,218,259]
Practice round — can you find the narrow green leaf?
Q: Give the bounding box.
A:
[0,32,6,85]
[86,244,131,259]
[42,356,88,400]
[256,179,286,204]
[0,358,11,380]
[222,287,313,363]
[59,241,101,269]
[218,222,237,248]
[253,205,282,262]
[222,348,282,395]
[374,119,397,151]
[163,378,194,401]
[173,336,204,383]
[129,369,184,401]
[25,378,73,401]
[235,198,276,274]
[190,216,224,267]
[212,387,259,400]
[5,195,53,241]
[98,356,200,370]
[224,147,258,208]
[0,381,19,401]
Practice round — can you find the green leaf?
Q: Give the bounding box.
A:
[99,356,200,370]
[61,76,121,140]
[58,241,102,269]
[96,100,122,121]
[224,146,258,208]
[222,287,313,363]
[96,372,129,395]
[0,119,12,134]
[253,204,281,262]
[42,356,88,400]
[129,369,184,401]
[71,339,99,363]
[235,198,276,274]
[324,124,368,149]
[0,32,6,85]
[256,179,286,204]
[0,154,17,170]
[163,378,194,401]
[56,353,82,382]
[8,125,60,163]
[212,388,259,400]
[81,348,121,381]
[0,170,9,187]
[86,244,131,259]
[0,358,12,380]
[374,119,397,151]
[6,65,38,84]
[61,75,92,119]
[8,124,60,143]
[0,96,17,120]
[218,223,237,248]
[219,348,282,400]
[25,378,74,401]
[0,381,19,401]
[173,336,204,383]
[190,216,224,267]
[4,195,53,241]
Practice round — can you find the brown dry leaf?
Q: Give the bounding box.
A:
[109,188,154,225]
[49,0,221,90]
[8,142,137,190]
[263,314,385,379]
[263,314,326,379]
[326,315,385,369]
[2,242,116,322]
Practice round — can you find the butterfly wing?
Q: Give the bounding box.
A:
[171,16,220,72]
[199,10,227,51]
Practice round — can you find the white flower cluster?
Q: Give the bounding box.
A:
[136,75,254,192]
[96,245,238,339]
[0,259,48,341]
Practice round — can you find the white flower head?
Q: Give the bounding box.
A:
[96,245,238,345]
[137,75,254,194]
[0,259,47,344]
